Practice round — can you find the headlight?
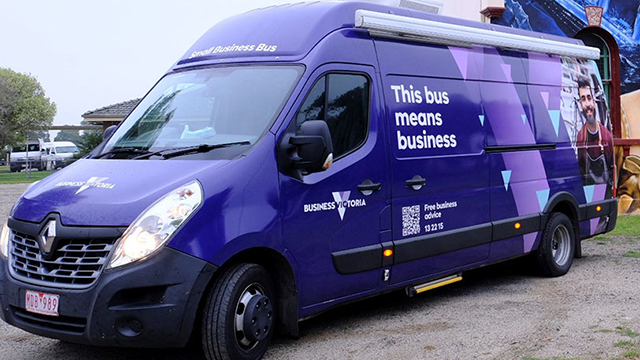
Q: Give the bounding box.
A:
[0,221,11,260]
[108,180,203,269]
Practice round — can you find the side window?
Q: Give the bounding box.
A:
[296,73,369,159]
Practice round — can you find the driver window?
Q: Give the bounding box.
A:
[296,73,369,159]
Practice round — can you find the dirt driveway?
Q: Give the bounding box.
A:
[1,183,639,360]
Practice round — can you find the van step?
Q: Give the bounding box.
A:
[406,274,462,297]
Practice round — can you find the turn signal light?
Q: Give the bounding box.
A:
[596,206,602,212]
[514,222,521,229]
[383,249,393,257]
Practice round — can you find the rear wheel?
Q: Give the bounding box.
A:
[202,263,275,360]
[534,212,575,277]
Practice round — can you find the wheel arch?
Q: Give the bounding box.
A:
[200,247,299,339]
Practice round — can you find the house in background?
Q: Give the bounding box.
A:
[82,98,140,131]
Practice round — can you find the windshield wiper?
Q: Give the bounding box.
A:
[133,141,251,160]
[94,147,151,159]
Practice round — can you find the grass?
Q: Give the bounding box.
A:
[603,327,640,360]
[617,327,640,338]
[616,340,636,347]
[596,216,640,259]
[591,216,640,242]
[0,165,55,184]
[624,251,640,258]
[609,216,640,236]
[592,234,613,245]
[614,341,640,360]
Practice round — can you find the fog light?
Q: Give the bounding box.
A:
[115,317,144,337]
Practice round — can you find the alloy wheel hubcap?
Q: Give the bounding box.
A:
[551,224,571,266]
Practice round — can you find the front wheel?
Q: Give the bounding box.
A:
[202,263,275,360]
[534,212,575,277]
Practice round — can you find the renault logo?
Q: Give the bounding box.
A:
[38,220,57,255]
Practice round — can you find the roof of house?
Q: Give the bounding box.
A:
[82,98,141,119]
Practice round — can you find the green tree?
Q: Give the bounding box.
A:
[80,130,103,155]
[73,130,103,159]
[0,68,56,148]
[54,129,82,144]
[30,130,50,142]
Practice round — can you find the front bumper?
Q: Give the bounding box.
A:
[9,160,42,170]
[0,246,217,348]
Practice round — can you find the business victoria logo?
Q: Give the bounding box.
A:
[303,191,367,221]
[332,191,351,220]
[55,177,116,194]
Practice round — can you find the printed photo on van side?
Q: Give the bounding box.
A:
[561,57,614,195]
[498,0,640,215]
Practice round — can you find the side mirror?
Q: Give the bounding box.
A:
[290,120,333,173]
[278,120,333,177]
[103,125,117,140]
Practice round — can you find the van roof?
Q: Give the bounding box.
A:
[174,1,584,69]
[46,141,78,147]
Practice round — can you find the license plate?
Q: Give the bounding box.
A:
[25,290,59,317]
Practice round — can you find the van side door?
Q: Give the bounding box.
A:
[374,40,491,286]
[278,64,391,313]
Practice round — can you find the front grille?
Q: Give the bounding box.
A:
[11,306,86,334]
[9,231,117,289]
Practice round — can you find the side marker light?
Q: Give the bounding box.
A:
[514,222,521,229]
[383,249,393,257]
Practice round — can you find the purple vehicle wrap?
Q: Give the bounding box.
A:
[0,0,616,351]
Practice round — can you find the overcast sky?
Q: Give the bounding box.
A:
[0,0,293,127]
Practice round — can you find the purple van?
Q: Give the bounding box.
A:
[0,2,616,360]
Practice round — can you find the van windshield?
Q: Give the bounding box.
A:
[102,65,303,158]
[56,146,78,153]
[12,144,40,153]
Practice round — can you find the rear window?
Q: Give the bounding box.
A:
[12,144,39,152]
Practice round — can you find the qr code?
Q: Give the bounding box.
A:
[402,205,421,237]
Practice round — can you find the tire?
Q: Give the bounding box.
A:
[534,212,575,277]
[202,263,276,360]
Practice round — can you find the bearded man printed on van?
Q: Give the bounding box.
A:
[576,76,613,189]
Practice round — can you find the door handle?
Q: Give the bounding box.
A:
[406,175,426,190]
[358,179,382,195]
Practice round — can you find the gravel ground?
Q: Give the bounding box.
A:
[1,183,639,360]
